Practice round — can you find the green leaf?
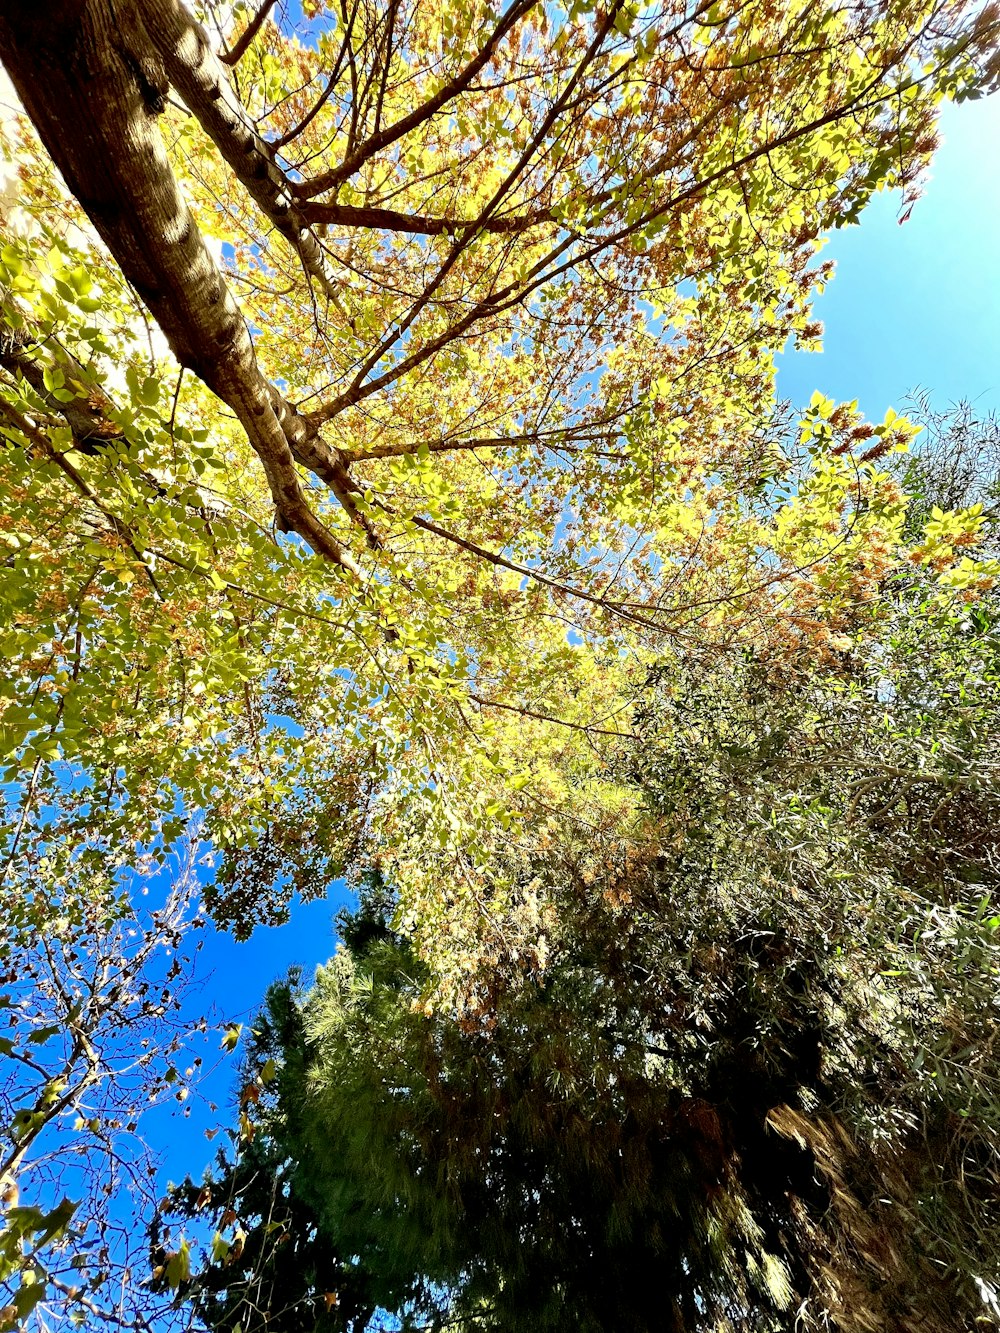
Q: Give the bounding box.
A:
[165,1239,191,1289]
[67,265,93,296]
[14,1278,46,1319]
[28,1025,60,1045]
[221,1024,243,1053]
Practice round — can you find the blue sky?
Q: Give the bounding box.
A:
[151,91,1000,1187]
[778,93,1000,420]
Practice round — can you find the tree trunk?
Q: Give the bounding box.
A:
[141,0,345,303]
[0,0,357,571]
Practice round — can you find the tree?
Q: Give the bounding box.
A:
[168,540,1000,1331]
[1,0,998,949]
[0,832,212,1333]
[894,393,1000,541]
[158,935,453,1333]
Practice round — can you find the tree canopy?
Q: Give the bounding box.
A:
[1,0,1000,1328]
[168,545,1000,1330]
[1,0,998,955]
[171,407,1000,1333]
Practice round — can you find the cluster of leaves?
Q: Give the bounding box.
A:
[0,219,386,931]
[165,542,1000,1330]
[2,180,985,984]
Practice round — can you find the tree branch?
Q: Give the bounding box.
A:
[302,200,553,235]
[219,0,277,66]
[0,0,358,575]
[293,0,541,199]
[344,424,624,463]
[0,314,122,452]
[142,0,348,307]
[469,693,633,738]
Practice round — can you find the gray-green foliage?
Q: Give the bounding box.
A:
[629,595,1000,1322]
[895,395,1000,542]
